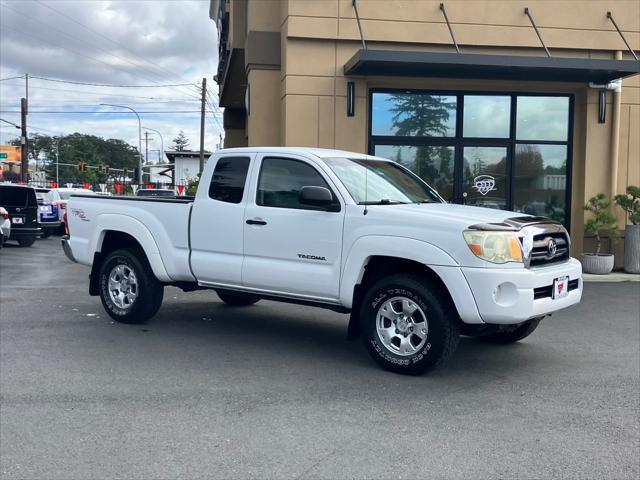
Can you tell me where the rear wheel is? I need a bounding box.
[17,236,36,247]
[98,248,164,324]
[360,273,459,375]
[216,290,260,306]
[479,318,541,344]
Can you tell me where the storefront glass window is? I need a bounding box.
[462,146,508,210]
[369,90,572,227]
[371,92,456,137]
[516,96,569,141]
[374,145,455,201]
[463,95,511,138]
[513,144,568,223]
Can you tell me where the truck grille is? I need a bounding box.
[533,279,579,300]
[529,231,570,268]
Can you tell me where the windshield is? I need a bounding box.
[58,189,94,200]
[36,191,51,202]
[324,157,442,205]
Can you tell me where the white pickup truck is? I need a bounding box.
[63,147,582,374]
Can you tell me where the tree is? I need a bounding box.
[172,130,190,151]
[387,93,454,194]
[10,132,139,185]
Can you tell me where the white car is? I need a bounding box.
[49,188,95,229]
[0,206,10,248]
[63,147,582,375]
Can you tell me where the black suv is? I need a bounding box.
[0,184,42,247]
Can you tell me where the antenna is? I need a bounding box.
[363,155,369,215]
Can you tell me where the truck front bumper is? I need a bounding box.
[461,257,583,324]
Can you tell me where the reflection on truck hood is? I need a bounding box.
[388,202,524,228]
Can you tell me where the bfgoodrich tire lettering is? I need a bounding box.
[98,248,164,324]
[360,273,460,375]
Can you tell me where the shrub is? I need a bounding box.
[614,185,640,225]
[584,193,618,255]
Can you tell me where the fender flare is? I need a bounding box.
[339,235,458,308]
[92,214,172,282]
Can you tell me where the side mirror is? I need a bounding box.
[299,186,338,211]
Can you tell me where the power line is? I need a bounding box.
[0,75,25,82]
[29,75,196,89]
[0,110,216,114]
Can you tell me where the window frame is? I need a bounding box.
[208,155,252,204]
[368,88,574,229]
[254,156,342,212]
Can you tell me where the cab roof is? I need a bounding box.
[215,147,389,162]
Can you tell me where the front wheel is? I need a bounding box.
[17,236,36,247]
[360,274,460,375]
[216,290,260,306]
[479,318,541,344]
[98,248,164,324]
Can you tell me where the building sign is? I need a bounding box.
[472,175,497,196]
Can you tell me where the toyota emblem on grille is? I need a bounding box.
[547,239,557,257]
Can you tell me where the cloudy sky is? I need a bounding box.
[0,0,221,161]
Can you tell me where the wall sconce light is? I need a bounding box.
[598,89,606,123]
[347,81,355,117]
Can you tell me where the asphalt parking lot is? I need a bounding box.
[1,237,639,480]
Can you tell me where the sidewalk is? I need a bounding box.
[583,272,640,282]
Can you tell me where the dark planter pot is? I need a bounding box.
[623,224,640,274]
[580,253,615,275]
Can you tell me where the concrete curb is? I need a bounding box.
[582,272,640,282]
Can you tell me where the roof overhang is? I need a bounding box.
[344,50,640,84]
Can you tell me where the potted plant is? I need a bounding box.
[581,193,618,274]
[614,186,640,274]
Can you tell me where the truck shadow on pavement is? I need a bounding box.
[112,295,558,382]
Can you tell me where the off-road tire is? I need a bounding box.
[479,318,541,344]
[360,273,460,375]
[98,248,164,324]
[17,236,36,247]
[216,290,260,306]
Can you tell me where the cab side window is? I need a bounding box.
[208,156,251,204]
[256,157,338,211]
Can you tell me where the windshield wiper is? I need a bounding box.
[358,199,409,205]
[414,199,433,204]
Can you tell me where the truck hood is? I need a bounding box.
[390,202,525,228]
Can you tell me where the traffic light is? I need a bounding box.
[99,164,109,173]
[77,161,87,172]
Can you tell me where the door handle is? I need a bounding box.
[246,219,267,226]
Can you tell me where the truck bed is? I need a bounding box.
[66,194,195,282]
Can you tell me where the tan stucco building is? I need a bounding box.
[209,0,639,259]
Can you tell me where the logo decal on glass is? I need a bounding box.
[472,175,496,196]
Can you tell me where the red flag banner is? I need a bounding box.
[176,184,185,195]
[115,183,123,194]
[83,182,90,190]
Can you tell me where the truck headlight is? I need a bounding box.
[463,230,523,264]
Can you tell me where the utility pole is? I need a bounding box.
[140,131,149,184]
[20,98,28,182]
[199,77,207,174]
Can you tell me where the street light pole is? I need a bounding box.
[100,103,142,184]
[142,126,164,164]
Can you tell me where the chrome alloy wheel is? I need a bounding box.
[108,264,138,309]
[376,296,428,356]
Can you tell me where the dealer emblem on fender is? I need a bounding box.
[472,175,497,196]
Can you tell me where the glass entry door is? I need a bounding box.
[461,146,508,210]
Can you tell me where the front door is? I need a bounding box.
[460,146,509,210]
[242,155,344,301]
